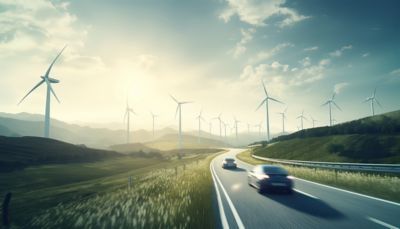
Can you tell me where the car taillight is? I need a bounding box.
[287,175,294,179]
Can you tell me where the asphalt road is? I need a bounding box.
[211,148,400,229]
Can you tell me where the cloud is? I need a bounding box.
[334,82,349,94]
[219,0,309,27]
[304,46,318,51]
[248,42,293,64]
[362,53,370,58]
[329,45,352,57]
[299,56,311,67]
[230,28,256,58]
[390,68,400,76]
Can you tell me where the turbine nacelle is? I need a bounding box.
[41,76,60,83]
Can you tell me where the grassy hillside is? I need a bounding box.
[0,136,121,172]
[144,133,229,150]
[253,134,400,163]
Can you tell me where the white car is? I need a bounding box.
[222,157,237,169]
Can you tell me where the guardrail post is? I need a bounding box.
[128,176,132,189]
[2,192,12,227]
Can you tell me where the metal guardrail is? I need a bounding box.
[251,154,400,173]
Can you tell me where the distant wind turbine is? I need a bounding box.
[277,107,287,134]
[310,116,318,128]
[254,121,262,136]
[18,45,67,138]
[363,88,382,116]
[150,111,158,138]
[322,92,341,126]
[195,110,205,142]
[222,121,228,139]
[212,113,223,138]
[247,123,250,134]
[296,110,308,130]
[124,98,137,143]
[170,94,192,149]
[233,116,240,141]
[256,81,284,141]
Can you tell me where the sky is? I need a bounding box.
[0,0,399,135]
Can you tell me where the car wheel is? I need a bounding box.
[257,184,265,194]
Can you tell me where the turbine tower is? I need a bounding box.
[296,110,307,130]
[124,98,137,144]
[170,94,192,149]
[150,111,158,138]
[195,110,205,142]
[212,113,223,138]
[233,117,240,141]
[363,88,382,116]
[254,121,262,136]
[322,92,341,126]
[247,123,250,134]
[18,46,67,138]
[277,107,287,134]
[256,81,284,141]
[310,116,318,128]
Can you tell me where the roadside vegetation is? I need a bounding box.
[1,151,219,228]
[238,150,400,203]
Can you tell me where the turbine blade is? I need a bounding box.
[174,105,179,119]
[269,97,284,104]
[18,79,45,105]
[47,80,60,103]
[375,98,382,108]
[181,101,193,104]
[255,98,266,111]
[332,101,342,111]
[321,101,329,106]
[262,80,268,96]
[169,94,178,104]
[373,87,377,97]
[331,92,336,100]
[123,110,128,123]
[45,45,67,77]
[363,97,371,103]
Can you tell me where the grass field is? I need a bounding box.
[252,134,400,163]
[237,150,400,203]
[1,152,218,228]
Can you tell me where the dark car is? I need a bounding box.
[248,165,294,193]
[222,157,237,169]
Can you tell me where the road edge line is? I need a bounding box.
[211,160,245,229]
[366,216,399,229]
[210,162,229,229]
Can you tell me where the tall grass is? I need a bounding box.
[238,150,400,203]
[28,157,215,228]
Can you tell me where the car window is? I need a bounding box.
[262,166,288,175]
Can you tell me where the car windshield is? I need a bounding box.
[225,158,235,162]
[262,166,288,175]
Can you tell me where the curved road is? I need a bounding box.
[211,148,400,229]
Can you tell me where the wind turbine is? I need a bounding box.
[212,113,223,138]
[233,117,240,141]
[18,45,67,138]
[150,111,158,138]
[310,116,318,128]
[195,110,205,143]
[247,123,251,134]
[256,81,284,141]
[322,92,341,126]
[254,121,262,136]
[277,107,287,134]
[363,88,382,116]
[222,121,228,139]
[170,94,192,150]
[124,98,137,144]
[296,110,307,130]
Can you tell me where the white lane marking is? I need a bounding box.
[233,150,400,207]
[367,216,399,229]
[294,177,400,207]
[293,188,319,199]
[210,163,229,229]
[212,159,246,229]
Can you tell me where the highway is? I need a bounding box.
[211,149,400,229]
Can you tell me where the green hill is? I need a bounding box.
[0,136,122,172]
[253,110,400,163]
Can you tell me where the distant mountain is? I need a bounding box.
[0,136,121,172]
[0,112,175,148]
